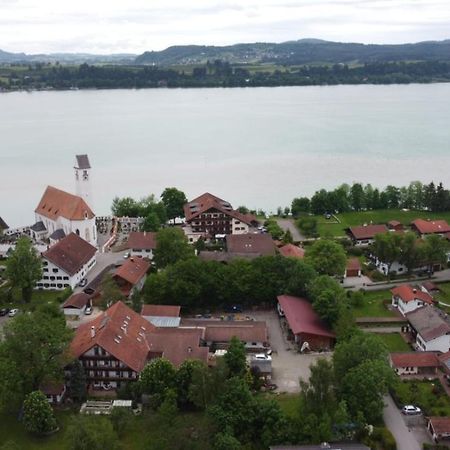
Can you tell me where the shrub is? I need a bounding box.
[347,246,363,256]
[371,271,387,282]
[23,391,57,435]
[364,426,396,450]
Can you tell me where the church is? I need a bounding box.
[32,155,97,247]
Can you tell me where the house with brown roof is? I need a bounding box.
[36,232,97,290]
[113,257,150,297]
[278,244,305,259]
[406,306,450,352]
[226,233,277,257]
[184,192,258,237]
[427,416,450,442]
[277,295,335,351]
[391,284,434,316]
[345,258,361,277]
[141,304,181,328]
[126,231,157,259]
[34,186,97,246]
[411,219,450,237]
[346,224,388,246]
[69,301,208,391]
[63,292,92,317]
[389,352,439,377]
[388,220,404,231]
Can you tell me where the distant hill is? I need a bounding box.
[135,39,450,66]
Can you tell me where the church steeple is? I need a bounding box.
[74,154,93,209]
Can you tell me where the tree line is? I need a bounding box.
[1,60,450,91]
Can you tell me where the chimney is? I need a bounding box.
[188,346,192,353]
[413,288,417,294]
[91,326,95,338]
[144,231,146,236]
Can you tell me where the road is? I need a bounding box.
[275,218,305,242]
[383,394,432,450]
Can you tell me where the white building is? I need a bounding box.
[74,154,93,210]
[36,232,97,290]
[126,231,157,259]
[34,185,97,247]
[391,284,434,316]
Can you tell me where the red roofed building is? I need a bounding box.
[411,219,450,237]
[277,295,335,351]
[345,258,362,277]
[127,231,157,259]
[278,244,305,259]
[184,192,258,236]
[427,416,450,442]
[141,304,181,328]
[37,232,97,290]
[389,351,439,376]
[391,284,434,316]
[63,292,92,317]
[347,224,388,246]
[113,257,150,297]
[69,301,208,391]
[388,220,404,231]
[34,186,97,246]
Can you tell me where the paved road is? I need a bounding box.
[383,394,431,450]
[275,218,305,242]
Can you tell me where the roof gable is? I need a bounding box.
[407,306,450,341]
[114,257,150,286]
[412,219,450,234]
[279,244,305,259]
[391,284,433,304]
[226,233,276,256]
[348,224,388,240]
[127,231,157,250]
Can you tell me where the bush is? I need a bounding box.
[347,246,363,257]
[23,391,57,435]
[423,445,449,450]
[371,271,387,282]
[364,426,396,450]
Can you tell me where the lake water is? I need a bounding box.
[1,84,450,227]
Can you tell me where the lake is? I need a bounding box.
[1,84,449,227]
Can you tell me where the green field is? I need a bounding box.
[315,209,450,237]
[371,333,411,352]
[352,289,395,318]
[0,286,63,311]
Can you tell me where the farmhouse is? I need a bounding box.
[277,295,335,351]
[126,231,156,259]
[346,224,388,246]
[406,306,450,352]
[389,352,439,377]
[113,257,150,298]
[391,284,434,316]
[36,232,97,290]
[184,192,258,236]
[411,219,450,237]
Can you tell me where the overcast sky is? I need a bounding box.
[1,0,449,54]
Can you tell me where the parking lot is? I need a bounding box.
[250,310,331,393]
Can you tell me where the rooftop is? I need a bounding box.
[390,351,440,368]
[127,231,157,250]
[412,218,450,235]
[226,233,276,256]
[391,284,434,304]
[141,304,181,318]
[278,244,305,259]
[114,257,150,286]
[428,416,450,435]
[75,154,91,170]
[347,224,388,240]
[406,306,450,342]
[63,292,91,309]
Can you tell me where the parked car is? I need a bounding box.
[0,308,10,316]
[402,405,422,415]
[84,306,93,315]
[8,308,18,317]
[79,278,88,287]
[83,287,95,295]
[123,252,130,259]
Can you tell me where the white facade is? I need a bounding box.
[130,248,154,259]
[37,253,96,290]
[416,333,450,353]
[231,218,250,235]
[392,295,429,316]
[75,165,93,210]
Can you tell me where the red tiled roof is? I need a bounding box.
[348,224,388,240]
[127,231,157,250]
[347,258,361,271]
[277,295,335,338]
[279,244,305,259]
[428,417,450,435]
[412,219,450,235]
[43,232,97,276]
[141,304,181,317]
[35,186,94,221]
[439,351,450,364]
[391,284,433,304]
[388,220,402,227]
[390,351,439,368]
[63,292,91,309]
[226,233,276,256]
[114,257,150,286]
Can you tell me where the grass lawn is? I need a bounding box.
[352,289,395,318]
[267,393,299,419]
[370,333,411,352]
[392,379,450,416]
[315,209,450,237]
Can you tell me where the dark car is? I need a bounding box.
[0,308,10,316]
[83,287,95,295]
[225,304,243,313]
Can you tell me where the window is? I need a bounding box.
[52,268,58,273]
[43,268,48,273]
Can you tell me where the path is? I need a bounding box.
[275,218,305,242]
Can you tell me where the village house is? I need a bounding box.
[40,382,67,406]
[36,232,97,290]
[141,304,181,328]
[126,231,157,259]
[406,306,450,352]
[34,186,97,246]
[389,351,440,377]
[184,192,258,237]
[278,243,305,259]
[346,224,388,246]
[345,258,362,277]
[113,256,150,298]
[277,295,336,351]
[62,292,93,317]
[427,417,450,443]
[391,284,434,316]
[69,301,208,391]
[387,220,404,231]
[421,281,441,297]
[411,219,450,237]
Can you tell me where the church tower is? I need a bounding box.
[74,154,93,209]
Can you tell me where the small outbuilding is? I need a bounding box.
[389,351,439,377]
[62,292,92,317]
[427,416,450,442]
[345,258,362,277]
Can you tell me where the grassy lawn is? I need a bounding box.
[268,393,299,419]
[392,379,450,416]
[352,289,395,318]
[315,209,450,237]
[370,333,411,352]
[0,286,63,311]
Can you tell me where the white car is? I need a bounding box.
[8,308,18,317]
[402,405,422,415]
[84,306,93,315]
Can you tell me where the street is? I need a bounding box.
[275,218,305,242]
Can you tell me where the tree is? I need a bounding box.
[422,234,449,274]
[153,228,194,269]
[0,307,72,411]
[23,390,57,435]
[160,187,187,222]
[65,416,120,450]
[141,212,161,232]
[282,229,293,244]
[371,232,403,277]
[158,388,178,423]
[6,237,42,303]
[350,183,365,211]
[296,216,318,238]
[100,274,125,309]
[69,360,87,403]
[291,197,310,216]
[224,337,246,378]
[139,358,177,407]
[110,406,133,437]
[264,218,284,240]
[399,232,421,275]
[213,432,241,450]
[176,359,206,408]
[111,196,140,217]
[305,239,347,277]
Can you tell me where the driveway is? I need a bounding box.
[275,218,305,242]
[251,310,331,393]
[0,315,10,339]
[383,394,432,450]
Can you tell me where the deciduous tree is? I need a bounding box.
[153,228,194,269]
[305,239,346,276]
[161,187,187,222]
[23,390,57,435]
